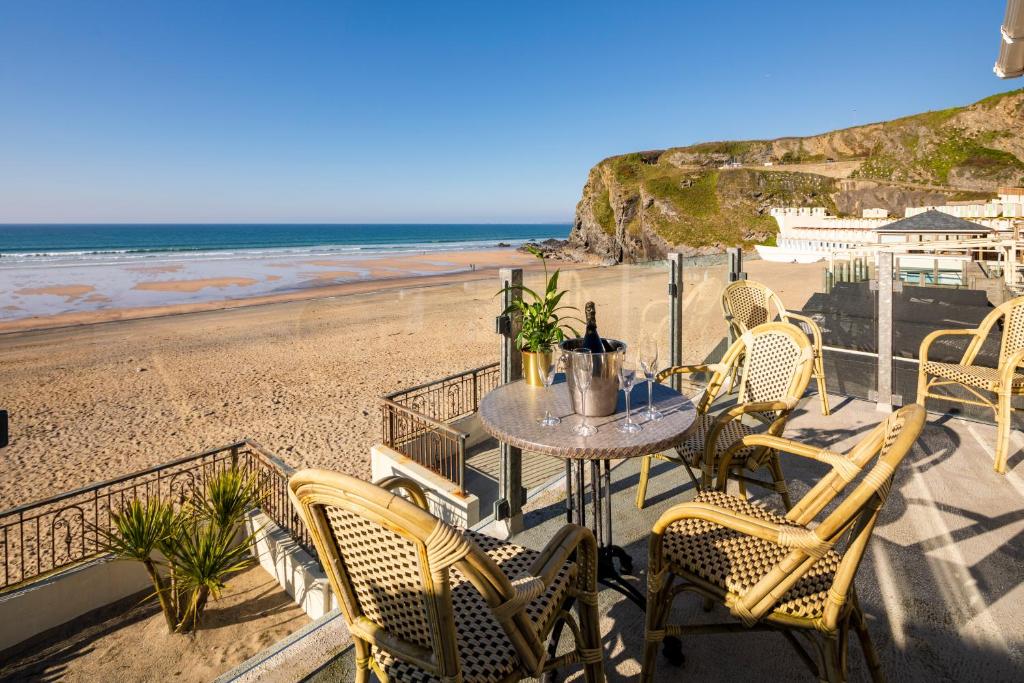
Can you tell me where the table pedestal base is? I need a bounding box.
[547,459,683,675]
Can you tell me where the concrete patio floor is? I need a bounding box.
[229,395,1024,682]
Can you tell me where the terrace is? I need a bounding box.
[2,248,1023,681]
[225,248,1023,681]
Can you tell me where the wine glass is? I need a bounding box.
[571,349,597,437]
[538,353,561,427]
[617,348,642,433]
[638,334,664,421]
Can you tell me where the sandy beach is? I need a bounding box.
[0,259,821,509]
[1,564,310,681]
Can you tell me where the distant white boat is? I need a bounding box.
[755,245,824,264]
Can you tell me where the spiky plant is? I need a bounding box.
[194,467,265,530]
[166,520,254,632]
[98,498,180,632]
[97,468,261,634]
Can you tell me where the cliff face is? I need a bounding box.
[571,88,1024,262]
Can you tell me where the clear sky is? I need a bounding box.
[0,1,1018,223]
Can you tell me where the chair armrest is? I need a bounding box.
[782,310,822,341]
[653,500,786,542]
[1001,347,1024,382]
[652,500,832,558]
[720,399,798,420]
[374,475,430,510]
[527,523,596,588]
[489,524,597,623]
[704,399,797,470]
[720,433,861,484]
[656,363,729,383]
[918,328,980,364]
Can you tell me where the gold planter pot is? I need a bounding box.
[521,348,554,387]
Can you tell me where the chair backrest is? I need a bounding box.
[721,280,787,336]
[685,321,814,416]
[961,295,1024,367]
[288,470,538,678]
[740,404,925,629]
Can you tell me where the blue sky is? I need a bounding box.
[0,1,1018,223]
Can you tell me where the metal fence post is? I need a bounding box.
[494,267,524,536]
[727,247,746,282]
[668,253,684,392]
[875,251,897,413]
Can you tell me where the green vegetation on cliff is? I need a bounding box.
[573,88,1024,262]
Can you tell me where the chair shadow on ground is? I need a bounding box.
[525,402,1024,681]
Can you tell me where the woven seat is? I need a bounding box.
[642,404,926,683]
[918,295,1024,474]
[289,472,605,683]
[663,491,841,621]
[636,322,814,510]
[722,279,831,416]
[673,413,759,468]
[371,531,575,682]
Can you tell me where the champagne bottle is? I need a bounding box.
[580,301,607,353]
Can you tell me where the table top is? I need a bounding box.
[478,376,697,460]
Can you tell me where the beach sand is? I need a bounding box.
[0,259,821,509]
[0,564,310,681]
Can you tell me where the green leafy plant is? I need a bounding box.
[98,467,262,634]
[496,246,582,352]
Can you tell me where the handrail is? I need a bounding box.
[0,439,310,591]
[384,362,499,401]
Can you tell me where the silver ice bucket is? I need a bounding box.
[560,338,626,417]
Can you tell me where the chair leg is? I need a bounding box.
[768,454,793,510]
[995,390,1013,475]
[851,602,884,683]
[916,371,930,407]
[354,638,371,683]
[816,354,831,416]
[822,635,846,683]
[641,584,670,682]
[579,598,605,683]
[636,455,652,509]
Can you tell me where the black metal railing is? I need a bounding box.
[0,439,310,592]
[381,362,500,493]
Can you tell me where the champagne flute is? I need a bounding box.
[638,334,664,421]
[538,353,561,427]
[571,349,597,437]
[617,348,642,433]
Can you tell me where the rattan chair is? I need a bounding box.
[288,470,605,682]
[722,279,831,415]
[642,403,925,683]
[635,321,814,511]
[917,295,1024,474]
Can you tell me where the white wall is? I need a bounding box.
[0,556,153,653]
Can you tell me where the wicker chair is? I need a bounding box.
[635,321,815,511]
[722,279,831,416]
[288,470,605,683]
[917,295,1024,474]
[642,403,926,683]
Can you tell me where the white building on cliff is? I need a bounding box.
[757,188,1024,263]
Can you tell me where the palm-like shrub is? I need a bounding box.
[99,467,263,633]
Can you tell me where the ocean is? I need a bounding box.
[0,224,569,322]
[0,223,568,267]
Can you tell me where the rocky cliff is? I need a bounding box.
[570,88,1024,262]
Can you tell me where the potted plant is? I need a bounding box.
[497,246,581,386]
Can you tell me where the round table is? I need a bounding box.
[478,376,697,606]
